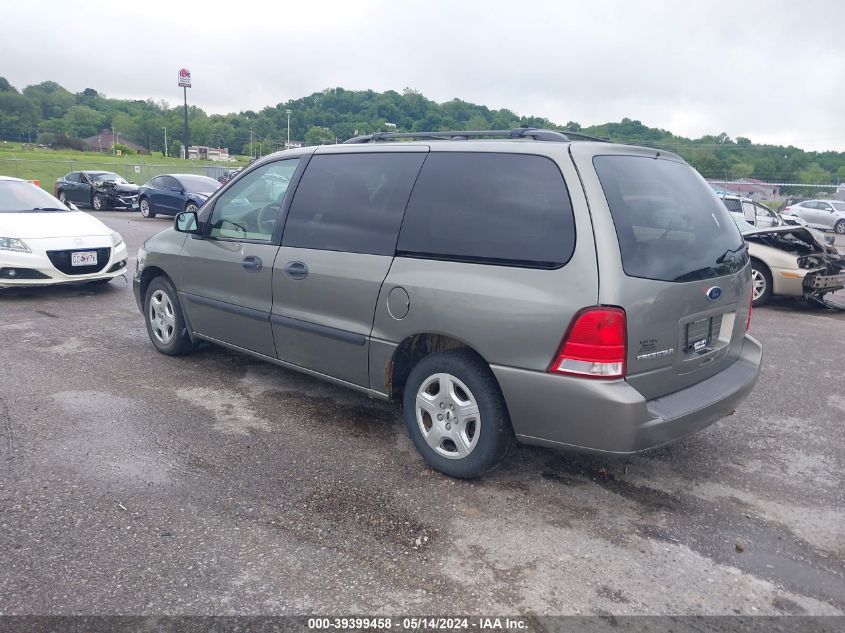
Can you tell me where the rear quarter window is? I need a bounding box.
[397,152,575,268]
[594,155,746,282]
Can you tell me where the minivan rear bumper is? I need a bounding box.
[493,334,762,454]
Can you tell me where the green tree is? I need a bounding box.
[62,105,104,138]
[23,81,75,119]
[797,162,832,185]
[304,126,334,146]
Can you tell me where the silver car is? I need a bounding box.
[134,129,762,478]
[783,199,845,234]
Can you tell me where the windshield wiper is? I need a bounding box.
[30,207,67,212]
[715,243,748,264]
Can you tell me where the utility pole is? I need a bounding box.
[163,127,168,157]
[250,129,254,159]
[286,109,292,149]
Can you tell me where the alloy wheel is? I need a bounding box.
[149,289,176,345]
[140,199,150,217]
[751,268,766,301]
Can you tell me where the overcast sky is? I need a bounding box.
[3,0,844,151]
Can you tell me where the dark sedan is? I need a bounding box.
[55,171,140,211]
[138,174,220,219]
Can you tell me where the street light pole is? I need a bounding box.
[286,109,292,149]
[163,127,168,157]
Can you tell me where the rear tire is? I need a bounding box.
[402,350,513,478]
[140,197,156,218]
[143,276,194,356]
[751,260,773,307]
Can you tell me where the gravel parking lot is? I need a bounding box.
[1,211,843,616]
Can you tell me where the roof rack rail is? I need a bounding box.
[342,127,609,144]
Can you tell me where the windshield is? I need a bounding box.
[177,175,220,194]
[91,172,127,184]
[721,197,742,213]
[0,180,72,213]
[594,156,747,282]
[732,216,757,234]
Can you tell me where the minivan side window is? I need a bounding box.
[282,153,426,256]
[396,153,576,268]
[208,159,300,241]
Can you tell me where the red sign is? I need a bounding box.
[178,68,191,88]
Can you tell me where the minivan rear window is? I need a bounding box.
[594,156,747,282]
[397,153,575,268]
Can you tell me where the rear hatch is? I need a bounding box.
[571,143,753,401]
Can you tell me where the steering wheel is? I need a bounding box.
[257,203,280,236]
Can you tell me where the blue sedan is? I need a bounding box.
[138,174,220,219]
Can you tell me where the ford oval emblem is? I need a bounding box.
[706,286,722,301]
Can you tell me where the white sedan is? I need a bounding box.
[0,176,128,289]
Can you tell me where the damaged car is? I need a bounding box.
[733,217,845,307]
[55,171,140,211]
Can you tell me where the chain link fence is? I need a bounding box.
[707,179,843,212]
[0,156,238,191]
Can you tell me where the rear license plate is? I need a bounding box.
[684,317,714,353]
[71,251,97,267]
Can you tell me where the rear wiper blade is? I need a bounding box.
[673,267,718,282]
[715,243,748,264]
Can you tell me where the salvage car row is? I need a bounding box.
[54,170,221,217]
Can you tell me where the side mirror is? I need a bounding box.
[174,211,200,234]
[170,186,183,193]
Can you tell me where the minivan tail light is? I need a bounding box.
[549,307,627,379]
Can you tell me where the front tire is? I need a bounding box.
[58,191,67,205]
[402,350,513,478]
[751,260,773,307]
[834,220,845,235]
[140,197,156,218]
[144,276,194,356]
[92,193,105,211]
[185,202,199,214]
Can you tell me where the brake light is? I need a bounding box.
[549,307,627,379]
[745,294,753,332]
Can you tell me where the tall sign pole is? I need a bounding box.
[178,68,191,160]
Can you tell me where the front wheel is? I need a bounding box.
[402,350,513,478]
[185,202,199,214]
[834,220,845,235]
[58,191,67,205]
[751,261,773,307]
[144,276,194,356]
[139,198,155,218]
[92,193,105,211]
